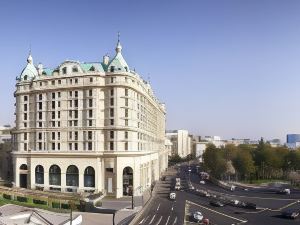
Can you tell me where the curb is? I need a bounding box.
[128,195,154,225]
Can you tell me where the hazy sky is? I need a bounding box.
[1,0,300,142]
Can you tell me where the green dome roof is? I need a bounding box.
[108,40,129,72]
[20,54,38,81]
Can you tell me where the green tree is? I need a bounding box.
[233,150,255,180]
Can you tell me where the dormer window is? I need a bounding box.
[62,67,67,74]
[23,75,28,81]
[110,66,115,72]
[90,66,95,72]
[72,66,78,73]
[125,67,128,72]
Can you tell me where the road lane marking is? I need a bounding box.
[166,216,170,225]
[171,206,174,211]
[224,193,299,201]
[138,218,144,224]
[188,200,248,223]
[157,203,161,211]
[149,215,156,224]
[172,217,177,225]
[270,200,300,211]
[155,216,162,225]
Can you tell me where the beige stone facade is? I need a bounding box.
[12,39,168,198]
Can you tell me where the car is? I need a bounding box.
[169,192,176,200]
[200,180,205,184]
[241,202,256,209]
[210,200,224,207]
[277,188,290,195]
[281,209,299,219]
[192,211,203,222]
[175,184,181,190]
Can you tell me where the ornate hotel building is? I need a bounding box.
[12,38,168,198]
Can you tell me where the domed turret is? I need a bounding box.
[20,52,38,81]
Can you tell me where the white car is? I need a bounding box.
[175,184,181,190]
[193,211,203,222]
[169,192,176,200]
[200,180,205,184]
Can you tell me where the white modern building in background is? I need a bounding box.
[166,130,192,158]
[0,125,12,144]
[12,37,168,198]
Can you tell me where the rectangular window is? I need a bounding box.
[58,92,61,98]
[52,92,55,99]
[110,131,114,139]
[24,143,27,151]
[69,143,72,151]
[125,88,128,96]
[89,110,93,118]
[88,142,92,150]
[58,121,61,127]
[89,99,93,107]
[110,89,114,96]
[69,110,72,118]
[58,80,61,85]
[125,142,128,151]
[125,119,128,126]
[110,98,114,106]
[69,91,72,97]
[88,120,92,126]
[74,120,78,126]
[39,94,42,101]
[125,109,128,117]
[110,108,114,117]
[69,100,72,107]
[74,143,78,150]
[88,131,92,140]
[57,132,60,140]
[24,104,27,111]
[74,99,78,107]
[89,89,93,97]
[110,142,114,151]
[24,96,28,102]
[58,143,60,150]
[58,101,61,107]
[69,132,72,140]
[74,110,78,119]
[90,77,93,83]
[75,131,78,140]
[52,143,55,150]
[38,132,42,140]
[24,113,27,120]
[125,131,128,139]
[58,111,60,119]
[38,102,42,110]
[24,133,27,141]
[38,122,42,128]
[52,121,55,127]
[52,111,55,119]
[125,98,128,106]
[75,78,78,84]
[75,91,78,97]
[24,122,27,128]
[38,142,42,150]
[110,119,114,126]
[52,132,55,140]
[38,112,42,120]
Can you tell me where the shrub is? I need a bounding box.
[33,199,47,205]
[16,196,28,202]
[61,203,70,209]
[3,194,11,200]
[52,202,60,208]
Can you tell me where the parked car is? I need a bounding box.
[241,202,256,209]
[200,180,206,184]
[281,209,299,219]
[210,200,224,207]
[276,188,291,195]
[192,211,203,222]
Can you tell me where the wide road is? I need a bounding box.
[132,163,300,225]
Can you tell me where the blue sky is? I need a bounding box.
[1,0,300,141]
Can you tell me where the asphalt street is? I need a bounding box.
[131,163,300,225]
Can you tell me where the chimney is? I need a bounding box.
[103,55,110,65]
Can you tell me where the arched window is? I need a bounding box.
[23,75,28,81]
[35,165,44,184]
[72,66,78,73]
[20,164,28,170]
[49,165,61,185]
[66,165,79,187]
[84,166,95,187]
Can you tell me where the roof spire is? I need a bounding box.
[116,31,122,53]
[27,46,33,64]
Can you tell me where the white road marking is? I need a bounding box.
[157,203,161,211]
[166,215,170,225]
[149,215,156,224]
[188,201,247,223]
[155,216,163,225]
[172,216,177,225]
[138,218,144,224]
[224,193,299,201]
[171,206,174,211]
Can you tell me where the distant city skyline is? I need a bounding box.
[1,0,300,142]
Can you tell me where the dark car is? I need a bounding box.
[241,202,256,209]
[281,209,299,219]
[276,188,290,195]
[210,200,224,207]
